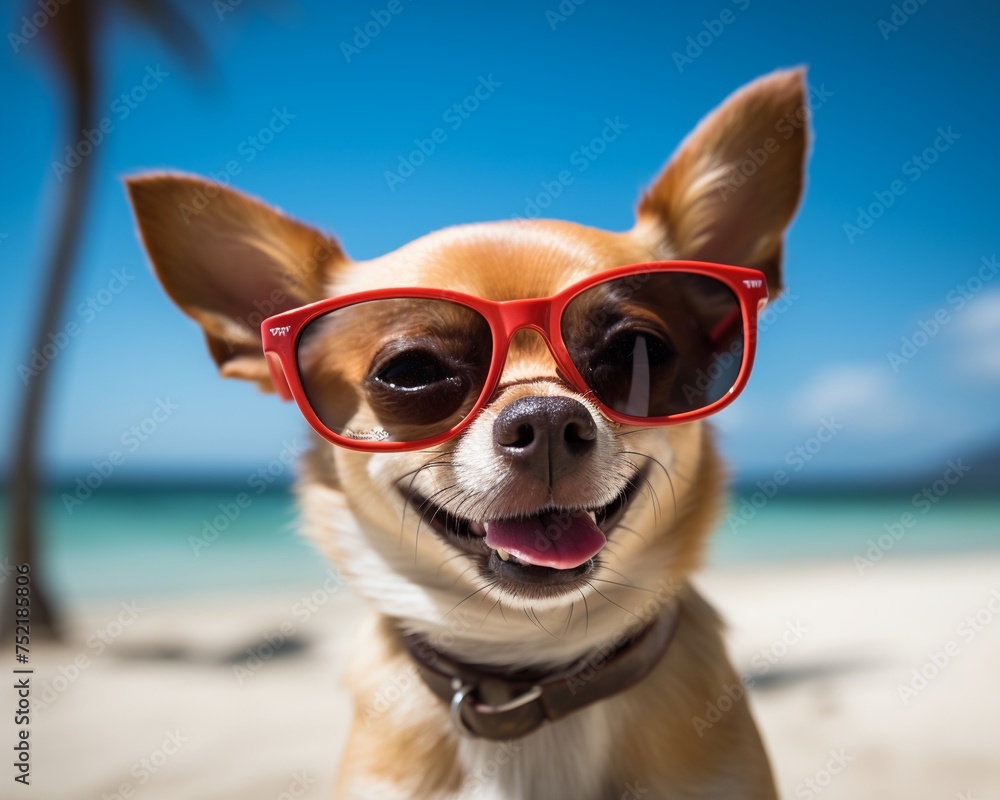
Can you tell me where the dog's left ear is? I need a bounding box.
[636,68,809,295]
[126,172,349,391]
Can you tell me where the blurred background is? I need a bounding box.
[2,1,998,798]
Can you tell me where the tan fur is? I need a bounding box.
[127,68,808,799]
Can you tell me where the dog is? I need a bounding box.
[127,67,808,799]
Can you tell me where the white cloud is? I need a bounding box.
[957,289,1000,336]
[954,290,1000,381]
[791,363,916,433]
[962,346,1000,378]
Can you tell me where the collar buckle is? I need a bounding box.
[450,678,543,737]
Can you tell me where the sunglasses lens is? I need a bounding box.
[296,298,492,443]
[562,272,745,418]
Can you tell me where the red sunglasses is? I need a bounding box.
[261,260,768,452]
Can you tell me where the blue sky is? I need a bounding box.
[1,0,998,486]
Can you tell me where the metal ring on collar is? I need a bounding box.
[450,680,476,737]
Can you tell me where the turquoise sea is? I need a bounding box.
[3,487,998,605]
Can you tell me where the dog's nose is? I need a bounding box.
[493,396,597,486]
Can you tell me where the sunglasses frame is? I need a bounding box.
[260,260,769,452]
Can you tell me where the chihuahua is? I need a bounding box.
[128,68,807,799]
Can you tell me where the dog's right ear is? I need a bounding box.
[636,69,808,296]
[126,173,349,392]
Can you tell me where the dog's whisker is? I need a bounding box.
[576,587,590,637]
[396,457,453,484]
[633,470,663,523]
[597,565,639,587]
[663,469,678,525]
[435,550,471,577]
[643,475,663,525]
[479,589,503,631]
[420,485,466,543]
[620,450,670,482]
[452,492,482,523]
[415,480,461,505]
[450,563,479,587]
[460,489,510,524]
[442,581,493,620]
[403,481,460,551]
[477,580,500,608]
[587,583,634,617]
[529,605,561,640]
[478,582,502,617]
[398,456,454,543]
[590,576,657,594]
[620,450,680,519]
[419,484,462,513]
[618,449,677,526]
[561,599,575,637]
[635,478,659,524]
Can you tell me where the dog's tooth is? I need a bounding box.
[496,547,511,562]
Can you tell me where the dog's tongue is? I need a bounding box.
[484,509,606,570]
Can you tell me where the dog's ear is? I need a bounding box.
[636,68,808,295]
[126,173,348,392]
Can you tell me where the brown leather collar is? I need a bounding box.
[399,603,681,740]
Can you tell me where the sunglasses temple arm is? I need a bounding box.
[264,352,294,401]
[709,306,742,344]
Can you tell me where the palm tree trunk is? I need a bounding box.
[3,75,95,642]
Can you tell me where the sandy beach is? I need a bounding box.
[18,552,1000,799]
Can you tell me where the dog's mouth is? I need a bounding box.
[401,470,645,596]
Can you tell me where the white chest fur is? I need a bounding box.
[453,704,617,800]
